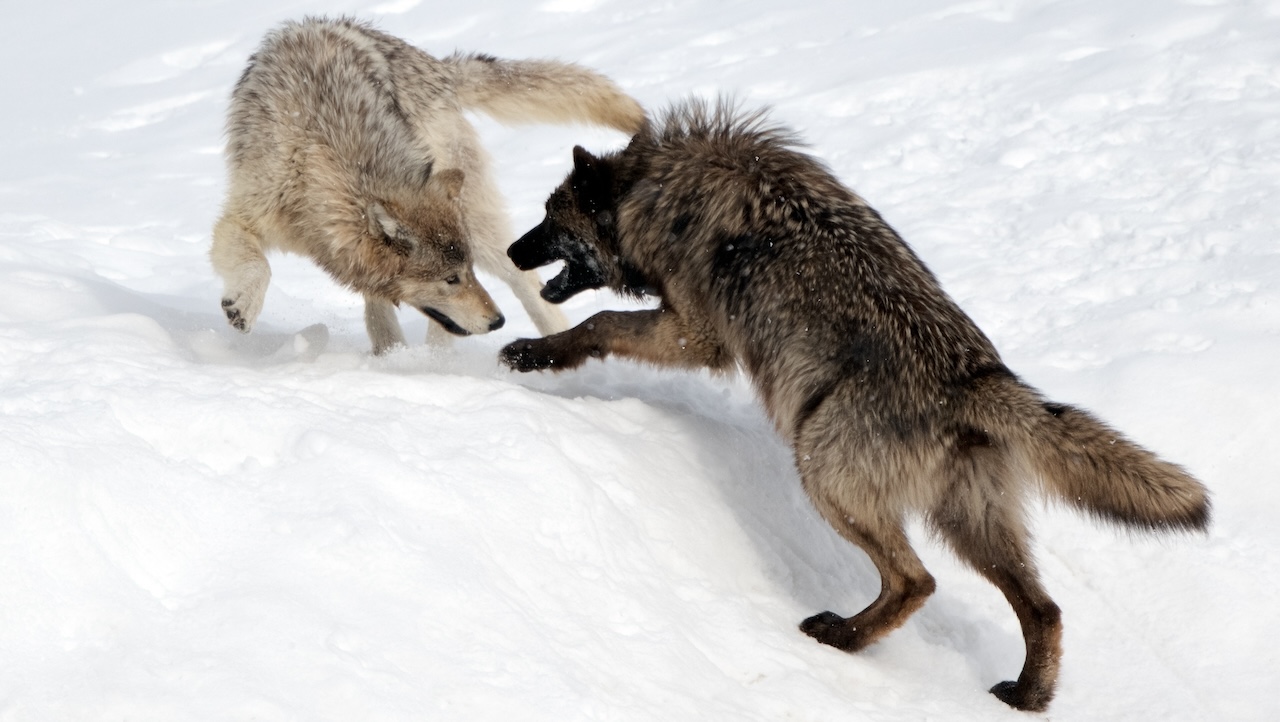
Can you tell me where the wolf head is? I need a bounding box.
[368,168,504,335]
[508,146,647,304]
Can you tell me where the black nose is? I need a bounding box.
[508,222,554,270]
[489,314,506,331]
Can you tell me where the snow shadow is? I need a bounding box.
[78,273,334,366]
[74,270,1024,683]
[506,360,1022,681]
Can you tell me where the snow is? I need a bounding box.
[2,0,1276,719]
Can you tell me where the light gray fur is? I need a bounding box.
[212,17,645,352]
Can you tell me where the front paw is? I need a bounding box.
[500,338,564,372]
[221,292,262,333]
[221,297,249,332]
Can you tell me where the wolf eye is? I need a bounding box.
[445,274,460,285]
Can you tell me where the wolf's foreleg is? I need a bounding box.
[363,295,407,355]
[500,307,728,372]
[211,215,271,333]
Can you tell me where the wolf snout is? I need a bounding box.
[489,314,506,331]
[508,223,556,270]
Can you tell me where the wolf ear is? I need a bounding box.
[368,202,399,238]
[572,146,600,179]
[431,168,465,202]
[368,202,414,255]
[570,146,612,213]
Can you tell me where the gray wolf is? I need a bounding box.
[499,99,1210,712]
[211,16,645,353]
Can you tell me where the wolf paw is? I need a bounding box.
[500,338,561,372]
[221,294,260,333]
[989,680,1051,712]
[800,611,863,652]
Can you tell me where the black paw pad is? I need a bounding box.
[500,340,556,372]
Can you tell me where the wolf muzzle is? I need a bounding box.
[509,222,609,304]
[507,223,559,271]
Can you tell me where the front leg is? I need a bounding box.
[211,215,272,333]
[500,307,729,373]
[363,294,406,355]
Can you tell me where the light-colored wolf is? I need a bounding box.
[500,99,1210,712]
[211,17,645,352]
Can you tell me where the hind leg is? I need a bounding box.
[932,490,1062,711]
[211,213,271,333]
[800,483,937,653]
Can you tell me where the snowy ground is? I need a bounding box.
[2,0,1278,719]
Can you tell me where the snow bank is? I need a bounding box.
[2,0,1276,719]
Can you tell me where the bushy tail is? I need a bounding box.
[446,53,646,134]
[1024,401,1211,532]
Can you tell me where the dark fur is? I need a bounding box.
[501,99,1210,712]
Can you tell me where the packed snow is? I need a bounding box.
[2,0,1277,719]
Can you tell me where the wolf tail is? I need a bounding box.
[445,53,645,134]
[1023,396,1209,532]
[973,375,1210,533]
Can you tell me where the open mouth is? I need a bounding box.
[541,264,577,303]
[421,307,471,336]
[541,255,608,303]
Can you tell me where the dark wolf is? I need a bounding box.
[212,17,645,353]
[499,99,1210,712]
